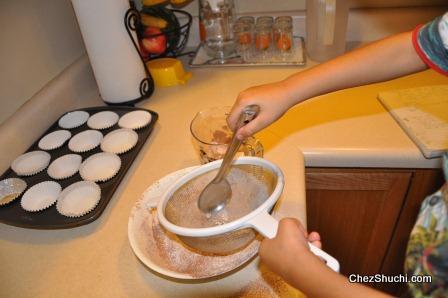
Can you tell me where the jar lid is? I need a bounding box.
[237,16,255,25]
[233,22,251,33]
[256,16,274,26]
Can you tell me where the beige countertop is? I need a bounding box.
[0,56,306,297]
[179,59,447,169]
[0,53,446,297]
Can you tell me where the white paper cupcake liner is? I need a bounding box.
[11,151,51,176]
[79,152,121,182]
[47,154,82,180]
[100,128,138,154]
[87,111,119,130]
[38,130,72,150]
[68,130,103,153]
[56,181,101,217]
[0,178,27,206]
[58,111,89,129]
[21,181,62,212]
[118,110,152,130]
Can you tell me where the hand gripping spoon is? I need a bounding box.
[197,105,260,214]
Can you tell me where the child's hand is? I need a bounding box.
[227,81,296,140]
[259,218,323,283]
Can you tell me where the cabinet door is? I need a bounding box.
[378,169,444,295]
[305,169,412,276]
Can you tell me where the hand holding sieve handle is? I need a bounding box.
[248,211,340,272]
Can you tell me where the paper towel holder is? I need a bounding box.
[111,7,156,106]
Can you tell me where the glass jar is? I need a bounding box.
[199,0,236,59]
[255,23,272,54]
[234,22,253,58]
[235,16,255,50]
[274,21,293,52]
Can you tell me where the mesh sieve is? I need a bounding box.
[163,163,278,255]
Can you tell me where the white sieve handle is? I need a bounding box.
[248,211,340,272]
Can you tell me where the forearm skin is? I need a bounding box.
[281,31,428,107]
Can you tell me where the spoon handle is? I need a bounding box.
[214,105,260,182]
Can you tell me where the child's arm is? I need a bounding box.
[228,31,427,140]
[260,219,393,298]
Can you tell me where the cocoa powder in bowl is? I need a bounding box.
[163,164,275,254]
[140,209,260,278]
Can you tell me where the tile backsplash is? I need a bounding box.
[182,2,447,48]
[172,0,447,16]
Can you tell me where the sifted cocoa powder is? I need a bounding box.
[143,209,260,278]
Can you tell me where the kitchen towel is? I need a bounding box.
[71,0,146,104]
[378,85,448,158]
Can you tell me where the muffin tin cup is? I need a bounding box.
[38,130,72,151]
[68,130,103,153]
[59,111,90,129]
[100,128,139,155]
[11,151,51,177]
[0,178,27,206]
[0,106,158,229]
[87,111,120,130]
[20,181,62,212]
[56,181,101,218]
[79,152,122,183]
[118,110,152,130]
[47,154,83,180]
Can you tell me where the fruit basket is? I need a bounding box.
[125,7,192,62]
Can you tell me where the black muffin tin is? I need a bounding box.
[0,106,158,229]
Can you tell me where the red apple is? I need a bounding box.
[141,26,167,55]
[138,39,150,59]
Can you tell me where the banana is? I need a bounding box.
[142,0,167,6]
[170,0,190,4]
[140,14,168,29]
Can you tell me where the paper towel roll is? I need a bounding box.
[71,0,148,104]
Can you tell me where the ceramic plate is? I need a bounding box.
[128,166,260,280]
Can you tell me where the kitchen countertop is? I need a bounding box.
[0,56,306,297]
[0,53,446,297]
[179,59,447,169]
